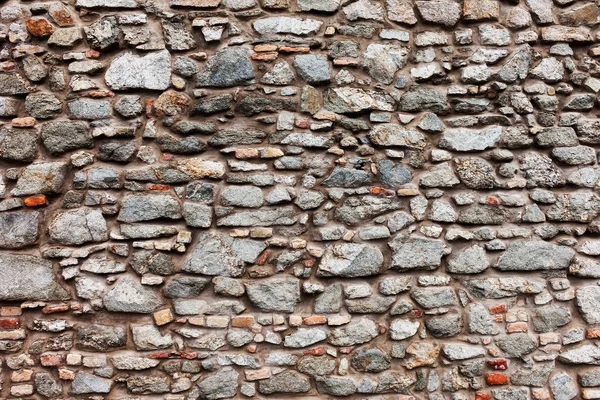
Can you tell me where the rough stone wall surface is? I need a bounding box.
[1,0,600,399]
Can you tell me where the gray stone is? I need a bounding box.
[576,286,600,325]
[530,57,564,83]
[547,193,600,222]
[363,44,409,84]
[334,196,402,225]
[103,276,163,313]
[455,158,496,189]
[261,62,294,86]
[68,99,111,120]
[131,325,172,351]
[253,17,322,35]
[183,233,266,276]
[221,185,263,208]
[325,87,395,113]
[41,121,92,155]
[369,124,427,149]
[183,202,212,228]
[389,318,420,340]
[105,50,171,91]
[35,372,62,398]
[130,251,176,276]
[411,287,457,309]
[535,127,578,147]
[398,85,450,114]
[197,367,239,400]
[552,146,596,165]
[25,93,62,119]
[532,306,571,332]
[0,211,41,249]
[161,19,197,51]
[468,303,499,335]
[550,372,578,400]
[0,127,38,162]
[245,277,300,312]
[390,237,445,271]
[442,344,486,360]
[317,243,383,277]
[0,73,33,95]
[328,318,379,346]
[316,376,357,396]
[314,283,342,313]
[117,194,181,223]
[479,24,511,46]
[298,356,336,376]
[0,253,70,301]
[164,277,209,298]
[343,0,384,21]
[447,245,489,274]
[322,166,373,188]
[495,334,537,358]
[519,152,566,188]
[298,0,340,12]
[84,16,121,50]
[415,0,461,26]
[495,241,575,271]
[49,209,107,246]
[197,47,255,87]
[559,344,600,365]
[70,373,112,394]
[579,369,600,387]
[258,371,310,394]
[439,126,502,151]
[76,324,126,352]
[293,54,330,85]
[284,328,327,348]
[511,363,553,387]
[525,0,554,24]
[218,207,298,227]
[420,162,460,187]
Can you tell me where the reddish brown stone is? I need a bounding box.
[24,195,48,207]
[0,318,20,330]
[486,373,509,385]
[26,18,54,37]
[42,304,69,314]
[303,316,327,325]
[40,354,65,367]
[487,359,508,370]
[490,304,507,314]
[252,52,278,61]
[304,346,324,355]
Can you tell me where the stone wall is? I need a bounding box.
[0,0,598,398]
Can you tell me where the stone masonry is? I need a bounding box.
[0,0,599,399]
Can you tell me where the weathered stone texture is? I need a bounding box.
[0,0,599,398]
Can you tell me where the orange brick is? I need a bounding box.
[148,184,170,191]
[232,316,255,328]
[279,46,310,53]
[0,307,22,317]
[86,49,100,58]
[303,346,324,355]
[0,318,20,330]
[12,117,35,127]
[475,392,492,400]
[490,304,507,314]
[303,315,326,325]
[252,52,278,61]
[254,44,277,52]
[24,195,48,207]
[87,90,113,98]
[486,373,508,385]
[42,304,69,314]
[587,329,600,339]
[507,322,528,333]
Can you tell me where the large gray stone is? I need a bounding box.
[11,162,69,197]
[183,233,266,276]
[117,194,181,223]
[197,367,239,400]
[317,243,383,277]
[103,276,163,313]
[494,241,575,271]
[70,373,112,394]
[253,17,323,35]
[363,44,409,84]
[49,209,107,246]
[197,47,255,87]
[0,253,70,301]
[245,277,301,312]
[105,50,171,91]
[439,126,502,151]
[390,237,445,271]
[328,318,379,346]
[0,211,41,249]
[576,286,600,325]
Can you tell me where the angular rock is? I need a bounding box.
[369,124,427,149]
[41,121,92,155]
[117,194,181,223]
[0,253,70,301]
[317,243,383,277]
[197,47,255,87]
[495,241,575,271]
[253,17,322,35]
[245,277,300,312]
[0,211,41,249]
[363,44,409,84]
[105,50,171,91]
[103,276,163,313]
[390,237,445,271]
[49,209,107,246]
[439,126,502,151]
